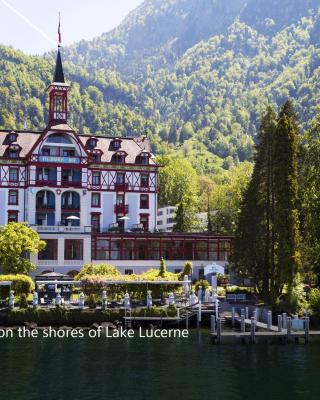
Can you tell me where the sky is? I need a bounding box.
[0,0,144,54]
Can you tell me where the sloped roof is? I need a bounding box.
[0,128,156,165]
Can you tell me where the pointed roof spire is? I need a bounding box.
[53,47,65,83]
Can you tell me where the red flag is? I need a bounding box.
[58,13,61,44]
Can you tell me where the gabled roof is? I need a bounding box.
[0,128,156,166]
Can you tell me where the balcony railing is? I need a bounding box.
[114,204,129,214]
[61,179,82,188]
[61,204,80,210]
[32,225,91,233]
[36,179,57,186]
[36,204,55,210]
[114,182,128,191]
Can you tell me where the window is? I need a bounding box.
[141,173,149,188]
[9,168,18,182]
[8,211,18,223]
[116,173,125,185]
[9,150,18,158]
[111,139,121,150]
[125,269,133,275]
[157,210,163,216]
[91,213,100,232]
[140,214,149,232]
[198,268,205,280]
[65,240,83,260]
[91,193,100,207]
[116,194,124,205]
[8,190,18,205]
[140,194,149,209]
[113,152,126,164]
[137,153,149,165]
[92,171,101,185]
[87,138,98,149]
[8,133,17,142]
[91,152,101,163]
[63,149,75,157]
[42,148,50,156]
[167,218,174,224]
[157,220,163,225]
[38,239,58,260]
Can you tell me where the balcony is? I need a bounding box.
[36,179,57,187]
[61,179,82,188]
[114,182,128,191]
[32,225,91,233]
[61,204,80,211]
[36,203,55,211]
[114,204,129,214]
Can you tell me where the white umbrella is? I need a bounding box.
[66,216,80,220]
[118,216,130,220]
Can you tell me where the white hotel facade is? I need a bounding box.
[0,49,232,278]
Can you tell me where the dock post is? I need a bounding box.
[287,317,291,342]
[210,315,216,335]
[267,311,272,331]
[241,314,245,333]
[186,310,189,329]
[253,310,257,324]
[217,317,222,344]
[277,315,282,332]
[232,307,235,327]
[282,313,287,329]
[241,308,245,318]
[245,307,249,320]
[255,308,259,322]
[305,317,310,344]
[197,302,201,328]
[250,317,256,343]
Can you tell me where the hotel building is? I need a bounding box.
[0,48,232,278]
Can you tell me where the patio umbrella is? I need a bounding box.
[118,216,130,220]
[66,216,80,220]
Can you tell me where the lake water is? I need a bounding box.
[0,331,319,400]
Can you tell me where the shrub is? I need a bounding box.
[19,293,28,309]
[195,279,209,292]
[179,261,193,280]
[76,263,120,280]
[225,286,253,294]
[0,274,35,296]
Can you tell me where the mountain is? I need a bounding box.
[1,0,320,175]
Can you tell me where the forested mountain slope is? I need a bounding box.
[0,0,320,175]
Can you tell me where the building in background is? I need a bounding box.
[0,48,233,278]
[157,206,208,232]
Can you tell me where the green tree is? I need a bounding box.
[234,103,301,305]
[173,194,199,232]
[158,157,199,207]
[301,111,320,275]
[0,223,46,274]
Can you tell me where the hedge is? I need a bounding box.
[0,274,35,296]
[2,305,178,326]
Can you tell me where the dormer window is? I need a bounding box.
[136,152,150,165]
[9,150,18,159]
[111,138,121,150]
[87,137,98,149]
[112,151,126,164]
[5,144,21,159]
[8,132,18,143]
[89,149,102,163]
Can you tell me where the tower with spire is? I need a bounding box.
[47,47,70,126]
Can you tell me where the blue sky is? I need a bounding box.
[0,0,143,54]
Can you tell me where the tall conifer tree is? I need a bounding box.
[234,102,301,304]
